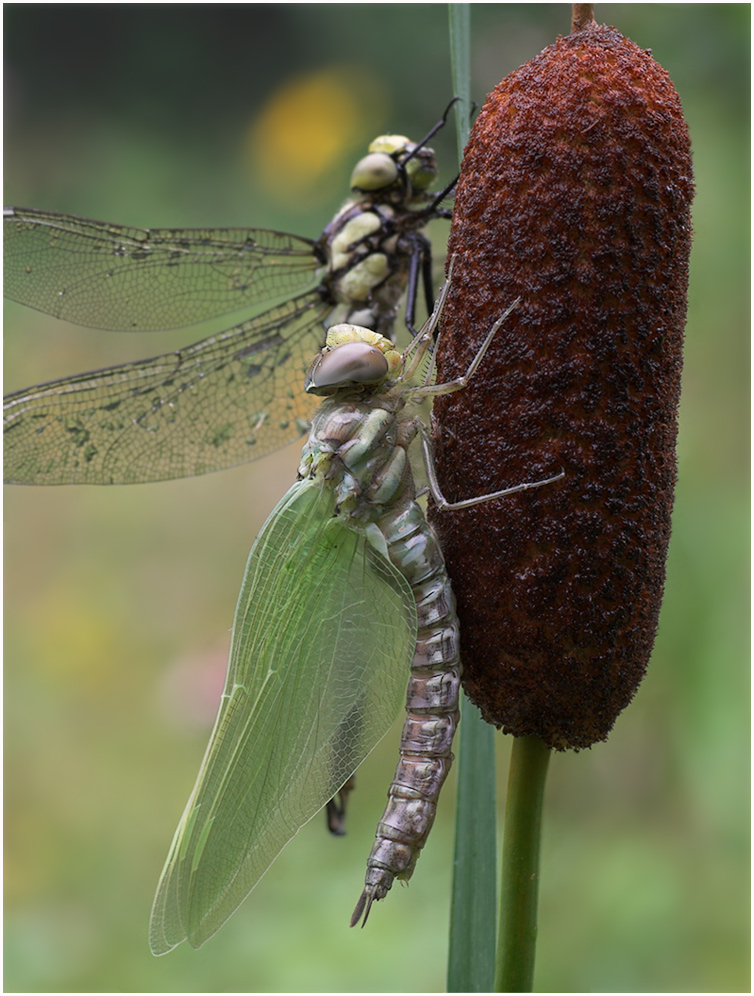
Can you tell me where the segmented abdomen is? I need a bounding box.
[351,500,461,926]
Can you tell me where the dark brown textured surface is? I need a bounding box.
[429,23,694,750]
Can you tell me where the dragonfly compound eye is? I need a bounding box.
[305,341,389,395]
[350,152,399,192]
[403,147,439,192]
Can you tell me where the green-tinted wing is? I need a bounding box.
[4,207,320,330]
[4,294,330,484]
[149,479,417,954]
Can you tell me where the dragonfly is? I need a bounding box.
[3,110,456,931]
[4,112,455,486]
[147,263,563,952]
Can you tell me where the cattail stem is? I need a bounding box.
[495,736,551,993]
[571,4,595,33]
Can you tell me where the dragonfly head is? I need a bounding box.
[305,324,402,396]
[351,135,438,197]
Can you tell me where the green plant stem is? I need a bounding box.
[445,5,499,993]
[495,735,551,992]
[448,2,472,149]
[447,696,497,992]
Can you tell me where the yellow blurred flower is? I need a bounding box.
[22,591,121,692]
[244,66,388,201]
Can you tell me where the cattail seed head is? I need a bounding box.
[431,22,694,750]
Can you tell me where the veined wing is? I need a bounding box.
[4,207,320,330]
[3,293,330,484]
[149,479,417,954]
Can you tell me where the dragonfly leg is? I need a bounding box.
[406,97,463,223]
[399,255,457,382]
[407,293,521,402]
[419,424,564,511]
[401,96,460,174]
[325,775,356,836]
[420,243,436,331]
[405,291,565,507]
[402,235,434,338]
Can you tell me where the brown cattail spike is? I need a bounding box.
[430,23,694,750]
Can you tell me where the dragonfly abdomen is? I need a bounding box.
[300,321,466,927]
[351,501,461,925]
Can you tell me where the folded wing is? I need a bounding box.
[149,479,417,953]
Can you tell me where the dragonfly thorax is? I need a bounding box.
[315,131,445,339]
[299,394,416,523]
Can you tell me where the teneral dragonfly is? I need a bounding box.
[3,119,452,939]
[4,122,452,486]
[148,266,563,952]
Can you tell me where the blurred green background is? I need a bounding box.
[4,4,748,992]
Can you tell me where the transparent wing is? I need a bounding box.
[4,206,321,330]
[149,479,417,954]
[3,293,330,484]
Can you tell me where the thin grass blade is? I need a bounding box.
[446,4,498,991]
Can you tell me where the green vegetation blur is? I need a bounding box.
[4,5,748,992]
